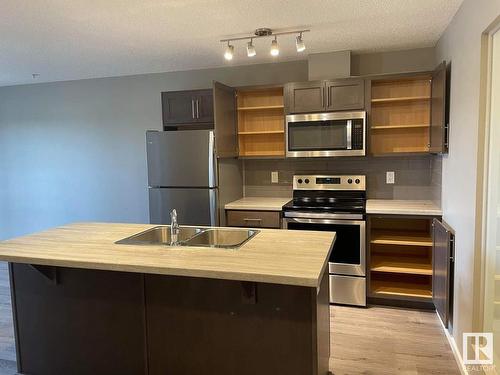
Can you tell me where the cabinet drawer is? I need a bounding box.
[226,210,281,229]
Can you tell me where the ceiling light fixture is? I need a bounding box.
[247,39,256,57]
[296,33,306,52]
[220,28,310,61]
[270,37,279,57]
[224,42,234,61]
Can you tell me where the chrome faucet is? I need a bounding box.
[170,209,179,245]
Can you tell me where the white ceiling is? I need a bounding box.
[0,0,463,86]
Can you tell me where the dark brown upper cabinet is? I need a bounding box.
[284,81,325,113]
[285,78,365,114]
[429,61,449,154]
[325,79,365,111]
[213,81,238,158]
[162,89,214,127]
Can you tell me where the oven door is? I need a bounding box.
[286,112,365,157]
[283,217,366,276]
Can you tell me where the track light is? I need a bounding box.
[220,28,309,61]
[224,43,234,61]
[247,40,256,57]
[270,37,279,57]
[296,33,306,52]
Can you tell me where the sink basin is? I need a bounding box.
[115,226,203,245]
[116,226,259,249]
[183,228,259,249]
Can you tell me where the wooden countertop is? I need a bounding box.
[225,197,291,211]
[366,200,442,216]
[0,223,334,288]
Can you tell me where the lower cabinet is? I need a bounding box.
[367,215,435,306]
[367,214,455,315]
[226,210,281,229]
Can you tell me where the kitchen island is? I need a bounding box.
[0,223,334,375]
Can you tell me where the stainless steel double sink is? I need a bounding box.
[116,226,259,249]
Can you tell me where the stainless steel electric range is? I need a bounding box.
[283,175,366,307]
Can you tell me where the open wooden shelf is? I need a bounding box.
[237,105,284,111]
[371,124,429,130]
[371,230,432,247]
[369,217,434,304]
[371,279,432,300]
[370,76,431,156]
[371,96,430,103]
[238,130,284,135]
[236,87,284,158]
[371,254,432,275]
[238,150,285,157]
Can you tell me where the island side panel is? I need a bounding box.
[145,274,329,375]
[10,264,148,375]
[314,269,330,375]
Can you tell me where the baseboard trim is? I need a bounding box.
[436,311,468,375]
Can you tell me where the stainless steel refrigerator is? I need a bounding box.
[146,130,242,227]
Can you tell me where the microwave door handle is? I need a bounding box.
[346,120,352,150]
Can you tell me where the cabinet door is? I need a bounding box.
[195,89,214,123]
[285,81,325,113]
[432,218,454,328]
[325,79,365,111]
[429,61,449,154]
[213,81,238,158]
[161,91,197,125]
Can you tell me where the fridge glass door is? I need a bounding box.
[147,130,216,188]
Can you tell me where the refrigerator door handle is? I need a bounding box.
[209,131,217,187]
[209,189,218,226]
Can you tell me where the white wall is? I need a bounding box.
[435,0,500,355]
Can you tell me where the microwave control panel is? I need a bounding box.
[352,121,364,150]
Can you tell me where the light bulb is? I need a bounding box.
[270,38,279,57]
[247,40,256,57]
[296,34,306,52]
[224,44,234,61]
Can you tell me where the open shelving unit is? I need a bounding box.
[370,76,432,155]
[369,217,433,301]
[236,88,285,158]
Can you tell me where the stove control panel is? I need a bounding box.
[293,175,366,191]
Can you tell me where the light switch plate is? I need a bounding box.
[386,171,395,184]
[271,171,279,184]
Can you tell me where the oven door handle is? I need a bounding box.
[286,218,365,226]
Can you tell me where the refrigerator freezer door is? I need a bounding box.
[149,188,218,226]
[147,130,217,188]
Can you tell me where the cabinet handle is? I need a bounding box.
[191,99,196,119]
[244,218,262,226]
[196,99,200,119]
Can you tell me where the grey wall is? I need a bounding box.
[351,47,437,76]
[0,61,307,240]
[244,156,442,202]
[435,0,500,356]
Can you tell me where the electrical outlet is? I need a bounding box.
[386,171,395,184]
[271,171,279,184]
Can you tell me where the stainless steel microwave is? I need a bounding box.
[285,111,366,158]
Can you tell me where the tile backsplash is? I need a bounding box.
[243,155,442,204]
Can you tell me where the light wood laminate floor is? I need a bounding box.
[0,263,460,375]
[330,305,461,375]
